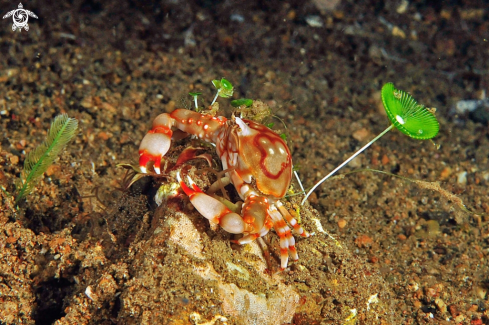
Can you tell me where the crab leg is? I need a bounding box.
[276,201,310,238]
[178,173,275,243]
[177,172,248,234]
[221,169,301,269]
[139,109,227,174]
[232,195,273,241]
[268,208,297,269]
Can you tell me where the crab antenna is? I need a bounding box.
[294,170,305,193]
[301,124,394,205]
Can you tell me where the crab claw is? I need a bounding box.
[139,134,170,174]
[139,113,174,174]
[177,172,247,234]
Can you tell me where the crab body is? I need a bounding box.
[139,108,309,269]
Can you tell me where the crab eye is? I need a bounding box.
[235,117,252,136]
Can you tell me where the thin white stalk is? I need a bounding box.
[211,89,221,105]
[301,124,394,205]
[193,96,198,109]
[294,170,305,193]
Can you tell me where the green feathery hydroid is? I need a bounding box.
[15,114,78,204]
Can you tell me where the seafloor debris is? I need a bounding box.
[170,212,300,325]
[454,97,489,124]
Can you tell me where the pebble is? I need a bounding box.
[81,96,93,109]
[230,14,244,23]
[392,26,406,39]
[97,132,110,141]
[413,300,422,309]
[454,315,465,323]
[459,8,484,20]
[9,155,19,165]
[265,71,275,81]
[440,166,451,179]
[457,171,467,184]
[305,16,323,28]
[369,256,379,263]
[348,156,362,168]
[455,99,489,114]
[311,0,341,12]
[355,234,373,248]
[440,9,452,20]
[368,45,383,63]
[449,304,460,317]
[426,220,440,238]
[474,286,487,299]
[102,102,117,113]
[396,0,409,14]
[286,10,296,20]
[352,128,370,142]
[45,165,60,177]
[434,298,447,312]
[337,218,347,229]
[307,192,318,205]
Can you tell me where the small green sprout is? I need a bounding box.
[15,114,78,204]
[231,98,253,108]
[266,122,275,128]
[189,91,202,110]
[280,133,287,141]
[211,78,234,105]
[301,82,440,205]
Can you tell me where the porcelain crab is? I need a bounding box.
[138,106,309,269]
